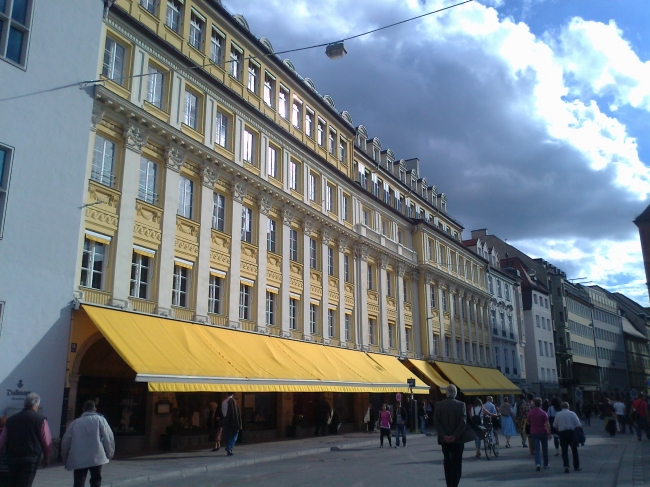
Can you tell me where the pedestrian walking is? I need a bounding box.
[547,397,561,456]
[206,401,223,451]
[222,393,242,456]
[0,393,52,487]
[519,393,535,454]
[631,393,650,441]
[418,401,427,434]
[433,384,476,487]
[527,397,552,471]
[553,402,582,473]
[378,404,392,448]
[583,403,592,426]
[313,395,331,436]
[61,400,115,487]
[499,397,517,448]
[470,398,485,458]
[393,401,409,448]
[612,397,627,434]
[603,400,617,437]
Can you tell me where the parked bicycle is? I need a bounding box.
[483,417,500,460]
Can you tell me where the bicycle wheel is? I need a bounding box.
[484,435,492,460]
[492,432,499,457]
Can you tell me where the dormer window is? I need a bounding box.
[373,147,378,161]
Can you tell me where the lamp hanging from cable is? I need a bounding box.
[325,42,347,60]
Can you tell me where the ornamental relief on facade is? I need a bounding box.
[266,269,282,284]
[174,237,199,257]
[211,230,230,249]
[133,223,162,244]
[85,208,118,232]
[344,283,354,296]
[310,284,323,298]
[176,217,199,238]
[135,200,162,224]
[267,254,281,270]
[240,242,258,263]
[87,182,120,210]
[368,303,379,314]
[328,290,339,302]
[210,249,230,268]
[289,262,303,276]
[344,295,354,308]
[367,290,379,304]
[387,309,398,320]
[310,270,322,285]
[240,261,258,279]
[327,276,338,289]
[289,276,303,291]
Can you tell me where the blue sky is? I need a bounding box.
[225,0,650,305]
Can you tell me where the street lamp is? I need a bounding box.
[325,42,347,60]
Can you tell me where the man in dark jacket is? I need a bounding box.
[0,393,52,487]
[433,384,473,487]
[222,393,242,456]
[313,396,331,436]
[394,401,409,448]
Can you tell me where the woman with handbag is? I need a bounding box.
[499,397,517,448]
[527,397,552,471]
[470,398,485,458]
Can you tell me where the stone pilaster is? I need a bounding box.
[194,166,218,322]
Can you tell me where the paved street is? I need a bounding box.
[34,418,650,487]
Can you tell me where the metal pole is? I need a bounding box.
[410,387,415,433]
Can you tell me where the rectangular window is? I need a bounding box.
[243,129,255,164]
[403,280,408,302]
[369,318,376,345]
[549,343,554,357]
[241,206,253,243]
[386,272,393,297]
[215,110,229,148]
[141,0,157,13]
[278,87,288,118]
[289,229,298,261]
[0,0,32,65]
[442,291,447,312]
[538,340,543,356]
[406,328,412,351]
[247,62,259,93]
[267,145,278,179]
[289,298,298,330]
[138,157,157,204]
[339,138,347,164]
[345,314,351,341]
[131,251,151,299]
[325,184,334,212]
[229,45,242,79]
[309,238,318,269]
[172,264,190,308]
[263,72,275,107]
[289,160,298,191]
[308,173,317,201]
[91,135,115,187]
[445,337,450,357]
[328,129,336,155]
[183,90,199,130]
[266,291,276,326]
[544,341,549,356]
[534,294,538,304]
[430,285,436,308]
[0,146,12,236]
[344,254,350,282]
[189,12,204,50]
[328,309,335,337]
[102,36,126,86]
[291,99,302,129]
[342,195,349,221]
[367,265,374,290]
[536,315,540,327]
[317,120,325,146]
[212,193,225,231]
[146,65,165,108]
[497,280,502,298]
[327,247,335,276]
[305,109,314,137]
[177,176,193,219]
[166,0,182,33]
[239,283,252,320]
[208,274,222,314]
[310,303,318,334]
[210,28,224,66]
[80,238,106,289]
[267,219,277,253]
[389,323,395,349]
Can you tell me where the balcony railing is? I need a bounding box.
[80,288,112,306]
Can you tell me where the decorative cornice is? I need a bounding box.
[322,229,332,245]
[232,182,247,203]
[354,244,369,262]
[303,218,315,235]
[282,208,293,226]
[90,106,105,132]
[201,166,218,188]
[259,196,271,216]
[124,124,148,153]
[397,263,406,278]
[338,237,348,252]
[165,145,185,172]
[380,255,389,270]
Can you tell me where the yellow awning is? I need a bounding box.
[433,362,485,395]
[406,359,449,391]
[81,305,428,393]
[462,366,521,394]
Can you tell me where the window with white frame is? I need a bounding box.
[544,341,549,357]
[289,298,298,329]
[278,86,288,118]
[208,274,223,314]
[305,109,314,137]
[92,135,115,187]
[497,280,502,298]
[177,176,193,219]
[267,145,278,179]
[342,195,349,221]
[325,184,334,212]
[1,0,32,65]
[328,309,335,337]
[406,327,412,351]
[241,206,253,243]
[266,291,276,326]
[289,160,298,191]
[505,284,510,301]
[367,264,374,290]
[166,0,182,33]
[430,285,436,308]
[403,280,408,302]
[339,138,347,164]
[327,247,334,276]
[309,238,318,269]
[309,303,318,334]
[102,36,126,86]
[291,99,302,129]
[263,72,275,107]
[328,128,336,154]
[389,323,396,348]
[80,237,107,290]
[0,145,13,237]
[369,318,376,345]
[345,313,351,340]
[210,28,224,65]
[442,290,447,312]
[189,12,204,50]
[267,218,277,252]
[172,263,190,307]
[215,110,229,148]
[317,120,325,146]
[386,272,393,297]
[229,44,242,80]
[289,229,298,261]
[212,193,225,231]
[308,172,317,202]
[146,64,165,108]
[508,315,514,336]
[243,129,255,164]
[239,283,252,320]
[130,251,151,299]
[138,157,157,204]
[183,90,199,130]
[247,62,259,94]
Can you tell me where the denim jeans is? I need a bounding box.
[531,433,549,467]
[395,423,407,446]
[419,416,426,433]
[224,425,239,452]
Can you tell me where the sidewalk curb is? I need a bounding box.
[613,439,634,487]
[104,438,381,486]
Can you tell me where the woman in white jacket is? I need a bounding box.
[61,400,115,487]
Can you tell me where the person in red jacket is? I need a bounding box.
[631,393,649,441]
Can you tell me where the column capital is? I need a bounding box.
[124,124,149,153]
[379,254,389,270]
[322,229,332,245]
[354,244,369,261]
[282,208,293,226]
[425,273,435,285]
[302,218,315,235]
[397,263,406,278]
[259,196,272,216]
[232,181,247,203]
[201,165,218,188]
[338,236,348,252]
[90,106,105,132]
[165,145,185,172]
